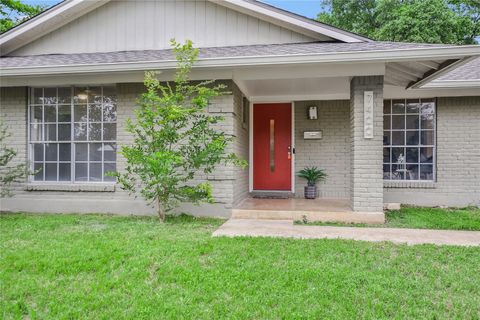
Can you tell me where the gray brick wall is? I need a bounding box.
[117,81,247,213]
[0,87,28,195]
[384,96,480,207]
[2,83,477,214]
[117,81,249,213]
[231,83,250,205]
[0,84,155,215]
[350,76,384,213]
[0,83,242,217]
[294,100,350,198]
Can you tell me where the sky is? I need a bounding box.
[25,0,322,19]
[263,0,322,18]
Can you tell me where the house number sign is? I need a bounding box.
[364,91,374,139]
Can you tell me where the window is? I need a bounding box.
[29,86,117,183]
[383,98,435,181]
[242,96,249,129]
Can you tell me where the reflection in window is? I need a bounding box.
[29,86,117,183]
[383,99,435,181]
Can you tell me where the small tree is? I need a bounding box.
[114,40,246,221]
[0,120,28,197]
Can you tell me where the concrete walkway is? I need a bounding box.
[213,219,480,246]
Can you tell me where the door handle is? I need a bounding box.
[270,119,275,172]
[287,146,292,160]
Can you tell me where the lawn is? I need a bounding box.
[1,213,480,319]
[297,206,480,231]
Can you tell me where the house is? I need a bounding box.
[1,0,479,221]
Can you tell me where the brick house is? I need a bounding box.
[1,0,479,222]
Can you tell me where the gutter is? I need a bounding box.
[1,45,479,77]
[421,80,480,88]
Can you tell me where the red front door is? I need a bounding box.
[253,103,292,191]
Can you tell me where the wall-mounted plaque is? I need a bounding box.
[364,91,374,139]
[303,131,322,140]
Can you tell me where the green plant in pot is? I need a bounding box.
[297,167,327,199]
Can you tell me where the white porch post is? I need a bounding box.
[350,76,384,213]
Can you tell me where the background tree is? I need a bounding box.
[1,0,45,33]
[114,40,246,221]
[448,0,480,44]
[0,120,28,197]
[318,0,479,44]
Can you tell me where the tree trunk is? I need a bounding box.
[157,199,166,222]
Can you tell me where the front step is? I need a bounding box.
[250,191,293,199]
[231,209,385,224]
[232,209,295,220]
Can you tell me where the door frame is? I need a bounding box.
[249,101,295,193]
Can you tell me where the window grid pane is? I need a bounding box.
[28,86,117,183]
[383,98,435,181]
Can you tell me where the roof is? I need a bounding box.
[436,57,480,81]
[420,56,480,88]
[0,41,465,69]
[0,0,478,89]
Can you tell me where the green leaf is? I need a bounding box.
[317,0,479,44]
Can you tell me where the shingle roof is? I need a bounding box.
[435,57,480,81]
[0,41,456,69]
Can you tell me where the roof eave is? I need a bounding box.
[408,56,479,89]
[2,45,479,77]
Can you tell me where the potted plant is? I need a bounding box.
[297,167,327,199]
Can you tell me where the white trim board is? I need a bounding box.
[248,100,254,192]
[291,101,296,193]
[422,80,480,88]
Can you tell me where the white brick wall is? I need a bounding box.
[350,76,384,212]
[294,100,350,198]
[384,96,480,207]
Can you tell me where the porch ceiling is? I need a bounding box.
[243,77,350,102]
[241,56,478,101]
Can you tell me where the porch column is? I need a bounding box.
[350,76,384,213]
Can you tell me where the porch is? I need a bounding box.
[236,74,385,220]
[232,197,385,224]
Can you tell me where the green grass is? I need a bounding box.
[1,213,480,319]
[296,206,480,231]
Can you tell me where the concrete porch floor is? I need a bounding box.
[232,197,385,224]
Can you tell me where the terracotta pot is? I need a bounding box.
[304,185,317,199]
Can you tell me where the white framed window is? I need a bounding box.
[242,96,249,129]
[383,98,435,181]
[28,86,117,183]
